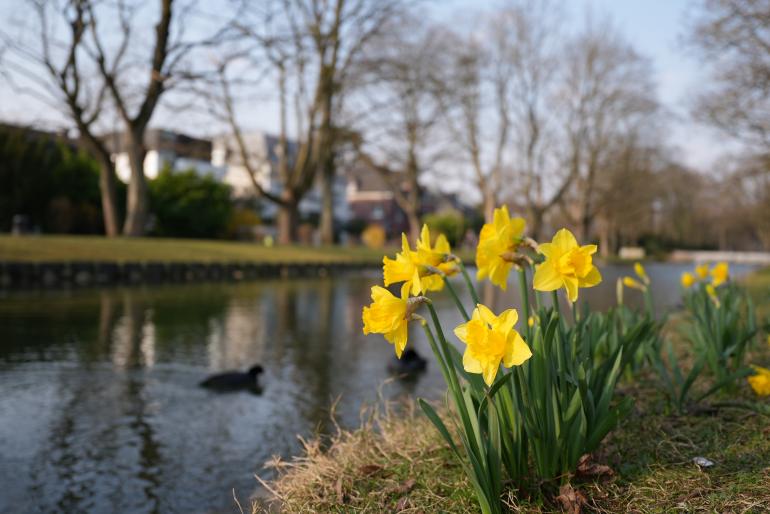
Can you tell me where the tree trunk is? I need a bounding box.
[277,192,299,245]
[482,188,496,223]
[529,207,545,242]
[80,135,120,237]
[97,161,121,237]
[319,161,335,244]
[406,209,421,243]
[122,133,149,236]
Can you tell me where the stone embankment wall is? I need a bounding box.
[0,261,374,289]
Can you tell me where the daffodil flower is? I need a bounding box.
[695,263,709,280]
[748,365,770,396]
[634,262,650,285]
[681,272,695,289]
[711,262,729,287]
[533,228,602,303]
[705,283,720,308]
[416,225,458,280]
[383,226,455,295]
[622,276,646,291]
[453,304,532,386]
[475,206,527,291]
[362,283,416,358]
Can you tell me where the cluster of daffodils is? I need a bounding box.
[681,262,729,290]
[363,208,602,386]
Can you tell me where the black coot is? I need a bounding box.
[199,364,264,393]
[387,349,427,376]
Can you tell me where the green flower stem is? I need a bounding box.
[421,321,453,391]
[443,276,470,321]
[427,302,463,392]
[551,290,561,318]
[517,267,531,339]
[572,300,579,323]
[644,289,654,318]
[458,261,481,306]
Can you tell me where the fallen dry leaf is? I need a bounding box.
[576,454,614,478]
[396,478,416,495]
[555,483,586,514]
[358,464,384,477]
[396,496,410,511]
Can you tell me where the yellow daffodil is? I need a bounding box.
[695,263,709,280]
[454,305,532,386]
[528,316,535,328]
[475,206,527,291]
[622,276,646,291]
[748,365,770,396]
[711,262,729,287]
[383,227,450,295]
[362,284,413,358]
[416,225,459,279]
[681,272,695,289]
[705,283,720,308]
[533,228,602,303]
[634,262,650,285]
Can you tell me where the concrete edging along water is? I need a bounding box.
[0,260,378,289]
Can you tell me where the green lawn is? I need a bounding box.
[0,235,388,264]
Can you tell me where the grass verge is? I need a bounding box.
[0,235,386,264]
[257,269,770,513]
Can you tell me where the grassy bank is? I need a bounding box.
[0,235,386,264]
[258,269,770,513]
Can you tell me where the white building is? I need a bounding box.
[213,131,350,223]
[105,129,224,182]
[105,128,350,226]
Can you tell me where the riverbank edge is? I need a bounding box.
[256,267,770,513]
[0,259,382,289]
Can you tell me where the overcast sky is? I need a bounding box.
[0,0,727,171]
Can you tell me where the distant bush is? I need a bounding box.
[361,223,386,249]
[226,207,261,240]
[0,125,112,233]
[149,168,233,238]
[423,209,466,247]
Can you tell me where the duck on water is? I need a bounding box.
[199,364,264,393]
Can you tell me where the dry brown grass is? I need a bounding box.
[252,400,478,513]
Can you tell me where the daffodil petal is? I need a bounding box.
[454,322,469,343]
[482,363,498,386]
[504,331,532,367]
[564,276,579,302]
[579,266,602,288]
[552,228,578,254]
[463,351,483,374]
[533,261,562,291]
[496,308,518,333]
[476,304,497,326]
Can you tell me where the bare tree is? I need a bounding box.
[492,0,570,239]
[556,20,658,241]
[2,0,229,236]
[209,21,317,244]
[347,21,446,241]
[688,0,770,151]
[436,31,511,223]
[212,0,405,244]
[1,1,120,235]
[281,0,407,244]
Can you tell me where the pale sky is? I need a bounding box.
[0,0,727,170]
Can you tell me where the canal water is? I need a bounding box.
[0,263,756,513]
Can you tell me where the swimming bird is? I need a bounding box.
[387,349,427,376]
[199,364,264,393]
